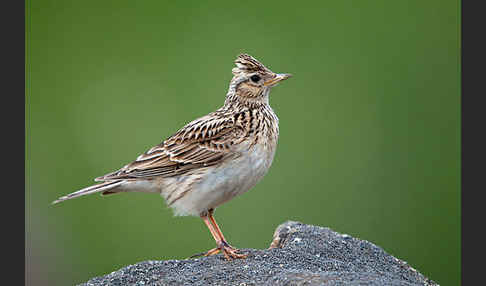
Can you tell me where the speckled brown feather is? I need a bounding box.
[95,112,241,181]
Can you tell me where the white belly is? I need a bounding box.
[166,142,276,216]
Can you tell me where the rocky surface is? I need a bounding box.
[81,221,437,285]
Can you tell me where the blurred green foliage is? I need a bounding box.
[26,0,460,285]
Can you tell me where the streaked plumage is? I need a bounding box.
[53,53,291,259]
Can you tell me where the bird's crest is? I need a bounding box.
[232,54,270,75]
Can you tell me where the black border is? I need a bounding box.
[462,0,484,285]
[3,0,25,285]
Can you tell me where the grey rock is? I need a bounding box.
[81,221,437,286]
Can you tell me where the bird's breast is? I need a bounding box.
[164,107,279,217]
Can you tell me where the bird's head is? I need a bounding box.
[225,54,291,106]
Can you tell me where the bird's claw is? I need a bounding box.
[190,241,247,260]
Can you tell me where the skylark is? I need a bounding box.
[53,54,292,260]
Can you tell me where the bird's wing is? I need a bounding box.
[95,111,247,181]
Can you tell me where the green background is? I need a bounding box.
[26,1,460,285]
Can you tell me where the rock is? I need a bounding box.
[81,221,437,286]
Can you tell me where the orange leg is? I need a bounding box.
[208,209,232,248]
[190,210,247,260]
[202,215,220,242]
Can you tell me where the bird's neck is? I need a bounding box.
[223,95,268,110]
[223,87,270,110]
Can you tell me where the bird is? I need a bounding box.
[52,53,292,260]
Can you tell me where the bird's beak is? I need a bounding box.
[264,73,292,87]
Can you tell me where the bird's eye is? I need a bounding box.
[250,75,261,83]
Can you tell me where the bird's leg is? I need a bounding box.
[208,209,237,251]
[206,210,247,259]
[190,210,247,260]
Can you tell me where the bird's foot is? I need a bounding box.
[190,241,247,260]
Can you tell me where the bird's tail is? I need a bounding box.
[51,181,124,205]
